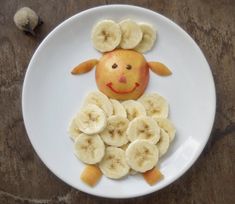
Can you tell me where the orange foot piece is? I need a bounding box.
[142,167,164,186]
[80,165,102,187]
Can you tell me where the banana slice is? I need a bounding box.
[84,91,113,117]
[157,129,170,157]
[119,19,143,49]
[110,99,127,118]
[138,93,169,118]
[153,117,176,142]
[126,139,158,172]
[75,104,107,134]
[119,132,137,176]
[127,116,160,144]
[134,23,157,53]
[99,147,130,179]
[68,117,81,141]
[100,115,129,147]
[122,100,146,121]
[91,20,122,52]
[74,133,105,164]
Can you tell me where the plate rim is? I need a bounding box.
[22,4,216,199]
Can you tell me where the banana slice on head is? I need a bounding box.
[157,129,170,157]
[75,104,107,135]
[134,23,157,53]
[138,93,169,118]
[153,117,176,142]
[74,133,105,164]
[127,116,160,144]
[99,147,130,179]
[68,117,82,141]
[122,100,146,121]
[126,139,158,172]
[119,19,143,49]
[84,91,113,117]
[110,99,127,118]
[100,115,129,147]
[91,20,122,52]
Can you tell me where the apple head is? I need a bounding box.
[95,49,149,100]
[71,49,171,100]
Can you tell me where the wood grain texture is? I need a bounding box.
[0,0,234,203]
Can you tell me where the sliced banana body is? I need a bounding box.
[91,20,121,52]
[127,116,160,144]
[157,129,170,157]
[122,100,146,121]
[119,19,143,49]
[100,115,129,147]
[134,23,157,53]
[75,104,107,134]
[110,99,127,118]
[126,139,158,172]
[74,133,105,164]
[84,91,113,117]
[70,89,175,181]
[138,93,169,118]
[153,118,176,142]
[68,117,81,141]
[99,147,130,179]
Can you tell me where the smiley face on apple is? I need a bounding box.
[96,50,149,100]
[71,49,171,100]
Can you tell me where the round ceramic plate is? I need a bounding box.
[22,5,216,198]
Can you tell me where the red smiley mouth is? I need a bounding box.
[106,82,140,94]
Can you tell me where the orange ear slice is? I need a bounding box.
[71,59,99,75]
[142,167,164,186]
[80,165,102,187]
[148,62,172,76]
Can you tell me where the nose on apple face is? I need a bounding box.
[118,75,127,83]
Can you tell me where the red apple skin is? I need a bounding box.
[95,49,149,100]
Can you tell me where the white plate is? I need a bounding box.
[22,5,216,198]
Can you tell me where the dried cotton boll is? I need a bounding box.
[13,7,42,35]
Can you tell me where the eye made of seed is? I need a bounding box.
[126,64,132,70]
[112,63,118,69]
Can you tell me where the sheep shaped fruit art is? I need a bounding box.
[68,20,177,186]
[71,19,172,100]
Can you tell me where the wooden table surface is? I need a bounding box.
[0,0,234,203]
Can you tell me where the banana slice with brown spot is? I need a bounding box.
[138,93,169,118]
[74,133,105,164]
[68,117,82,141]
[99,147,130,179]
[134,23,157,53]
[157,129,170,157]
[127,116,160,144]
[119,19,143,49]
[153,117,176,142]
[126,139,158,172]
[75,104,107,134]
[100,115,129,147]
[110,99,127,118]
[122,100,146,121]
[92,20,122,52]
[84,91,113,117]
